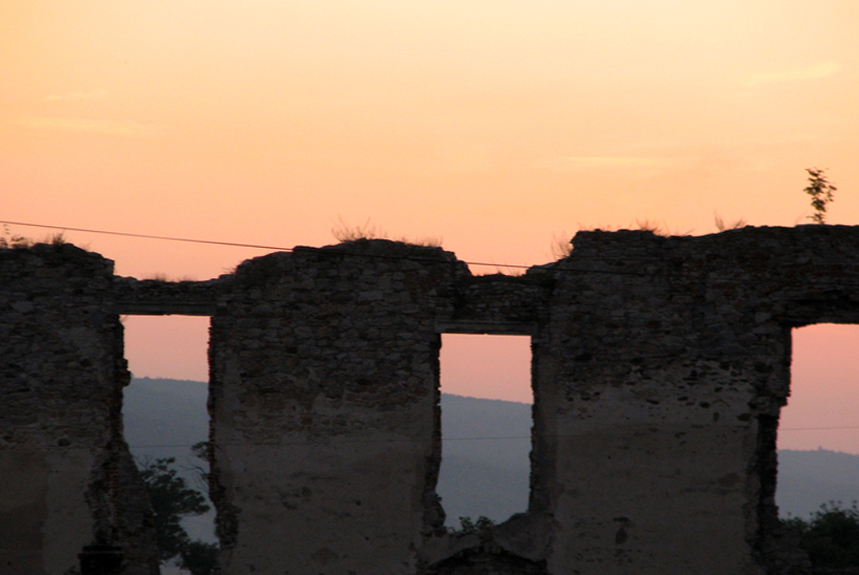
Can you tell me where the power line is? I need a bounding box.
[1,220,296,252]
[0,219,532,270]
[128,436,532,449]
[126,425,858,449]
[781,425,859,431]
[9,218,859,281]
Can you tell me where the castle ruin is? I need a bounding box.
[4,225,858,574]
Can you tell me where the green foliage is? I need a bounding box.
[784,501,859,569]
[448,515,496,536]
[139,457,210,561]
[332,217,387,242]
[145,272,171,282]
[804,167,838,224]
[550,232,573,260]
[0,225,33,249]
[179,541,219,575]
[331,217,442,247]
[138,454,218,574]
[0,226,66,249]
[714,213,746,232]
[634,219,665,234]
[189,441,210,486]
[634,219,693,236]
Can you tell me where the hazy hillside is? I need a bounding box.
[123,378,859,536]
[123,378,215,542]
[777,449,859,518]
[436,394,531,525]
[123,378,210,463]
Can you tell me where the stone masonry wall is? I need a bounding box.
[531,226,859,574]
[5,226,859,574]
[535,230,783,574]
[0,244,157,575]
[208,241,464,574]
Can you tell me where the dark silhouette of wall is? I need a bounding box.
[5,226,858,574]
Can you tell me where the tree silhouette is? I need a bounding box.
[783,501,859,569]
[804,168,837,224]
[138,455,218,574]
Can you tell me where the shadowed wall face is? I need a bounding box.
[532,231,789,574]
[0,245,157,575]
[207,243,459,574]
[6,227,859,574]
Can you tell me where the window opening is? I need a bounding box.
[437,333,532,529]
[121,315,216,572]
[777,324,859,520]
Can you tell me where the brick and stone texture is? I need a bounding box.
[0,244,157,575]
[5,226,859,574]
[207,241,463,574]
[530,226,859,574]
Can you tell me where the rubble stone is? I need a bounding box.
[6,226,859,574]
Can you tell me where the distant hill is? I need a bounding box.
[123,377,210,464]
[123,378,859,536]
[436,394,531,524]
[123,378,215,542]
[777,449,859,518]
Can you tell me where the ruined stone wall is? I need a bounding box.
[0,244,157,575]
[530,226,859,574]
[534,230,783,574]
[6,227,859,574]
[207,241,464,574]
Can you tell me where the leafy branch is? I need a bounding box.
[447,515,496,536]
[805,168,838,224]
[137,450,218,574]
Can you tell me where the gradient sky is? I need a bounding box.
[5,2,859,451]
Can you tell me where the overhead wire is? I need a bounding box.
[0,220,295,252]
[9,219,859,444]
[0,219,534,270]
[8,218,859,282]
[125,425,859,449]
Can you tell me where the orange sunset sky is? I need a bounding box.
[3,1,859,451]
